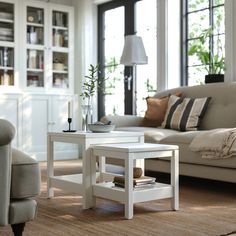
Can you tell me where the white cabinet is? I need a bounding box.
[22,1,74,93]
[22,94,78,161]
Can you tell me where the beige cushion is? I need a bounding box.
[162,95,211,131]
[141,96,170,127]
[142,93,182,127]
[11,149,41,199]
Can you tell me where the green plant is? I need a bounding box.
[80,64,106,102]
[188,28,225,74]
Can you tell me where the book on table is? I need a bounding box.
[113,175,156,188]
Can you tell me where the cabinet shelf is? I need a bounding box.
[53,70,67,74]
[27,22,44,28]
[0,66,14,70]
[27,44,44,50]
[52,47,68,53]
[52,25,68,31]
[27,68,44,73]
[0,41,14,47]
[0,18,13,24]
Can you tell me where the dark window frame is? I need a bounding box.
[97,0,140,119]
[181,0,225,86]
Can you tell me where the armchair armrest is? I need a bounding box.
[0,119,15,226]
[0,119,15,146]
[101,115,143,127]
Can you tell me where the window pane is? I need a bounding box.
[188,10,209,39]
[213,34,225,73]
[188,38,209,67]
[104,65,124,115]
[104,7,124,66]
[188,0,209,12]
[103,6,124,115]
[136,0,157,116]
[213,6,225,35]
[185,0,225,85]
[188,66,206,86]
[214,0,224,6]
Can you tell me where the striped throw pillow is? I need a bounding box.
[161,95,211,131]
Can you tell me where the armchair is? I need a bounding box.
[0,119,41,236]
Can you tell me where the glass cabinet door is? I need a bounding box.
[0,2,15,86]
[52,10,69,89]
[26,6,45,88]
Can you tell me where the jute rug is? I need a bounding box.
[1,160,236,236]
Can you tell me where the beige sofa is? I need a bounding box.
[102,82,236,183]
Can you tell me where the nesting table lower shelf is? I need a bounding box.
[93,182,173,204]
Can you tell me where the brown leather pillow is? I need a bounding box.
[141,93,182,127]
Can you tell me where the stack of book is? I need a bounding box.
[113,175,156,189]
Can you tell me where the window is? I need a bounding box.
[182,0,225,86]
[97,0,157,118]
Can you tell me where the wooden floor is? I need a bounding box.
[1,160,236,236]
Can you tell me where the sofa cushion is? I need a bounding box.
[116,126,180,143]
[159,132,236,168]
[141,92,182,128]
[141,96,170,127]
[162,95,211,131]
[11,149,41,199]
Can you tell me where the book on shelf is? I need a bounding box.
[113,175,156,188]
[113,182,156,189]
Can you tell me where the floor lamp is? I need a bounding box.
[120,35,148,115]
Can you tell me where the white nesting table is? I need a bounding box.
[47,131,144,209]
[91,143,179,219]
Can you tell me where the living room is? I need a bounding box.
[0,0,236,235]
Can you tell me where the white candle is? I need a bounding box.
[68,101,71,118]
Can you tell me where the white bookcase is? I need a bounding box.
[0,0,78,161]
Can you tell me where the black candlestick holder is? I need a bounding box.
[63,118,77,132]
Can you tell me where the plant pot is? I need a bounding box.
[205,74,224,84]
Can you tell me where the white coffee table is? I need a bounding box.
[47,131,144,209]
[91,143,179,219]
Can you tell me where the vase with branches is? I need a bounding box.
[80,64,106,130]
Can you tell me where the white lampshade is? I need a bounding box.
[120,35,148,66]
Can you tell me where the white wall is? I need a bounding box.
[72,0,98,124]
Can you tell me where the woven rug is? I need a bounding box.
[1,160,236,236]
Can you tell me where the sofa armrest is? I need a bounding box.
[101,115,143,127]
[0,119,15,146]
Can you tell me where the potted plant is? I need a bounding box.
[188,28,225,83]
[80,64,106,130]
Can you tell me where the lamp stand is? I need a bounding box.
[132,65,137,116]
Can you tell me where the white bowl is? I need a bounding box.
[88,124,115,133]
